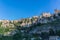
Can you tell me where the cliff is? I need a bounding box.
[0,9,60,36]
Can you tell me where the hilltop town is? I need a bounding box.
[0,9,60,40]
[0,9,59,27]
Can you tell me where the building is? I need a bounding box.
[1,20,10,24]
[49,36,60,40]
[20,23,26,27]
[42,12,51,18]
[1,22,14,28]
[54,9,60,16]
[55,9,60,14]
[37,18,48,24]
[11,20,19,23]
[33,16,39,18]
[54,9,60,19]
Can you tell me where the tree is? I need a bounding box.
[58,13,60,16]
[53,14,57,19]
[49,28,55,36]
[13,31,23,40]
[56,30,60,36]
[40,32,49,40]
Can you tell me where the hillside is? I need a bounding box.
[0,9,60,40]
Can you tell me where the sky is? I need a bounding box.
[0,0,60,20]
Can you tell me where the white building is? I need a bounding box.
[42,12,51,17]
[37,13,52,24]
[49,36,60,40]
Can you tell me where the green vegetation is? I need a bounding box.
[0,13,60,40]
[0,27,5,34]
[0,22,2,26]
[0,36,13,40]
[56,30,60,36]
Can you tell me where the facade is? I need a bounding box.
[11,20,19,23]
[20,23,26,27]
[37,13,52,24]
[54,9,60,17]
[49,36,60,40]
[20,22,32,27]
[37,18,48,23]
[42,12,51,17]
[55,9,60,14]
[1,22,14,28]
[33,16,39,18]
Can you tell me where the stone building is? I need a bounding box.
[42,12,51,18]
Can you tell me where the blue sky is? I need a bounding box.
[0,0,60,20]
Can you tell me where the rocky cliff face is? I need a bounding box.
[0,9,60,36]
